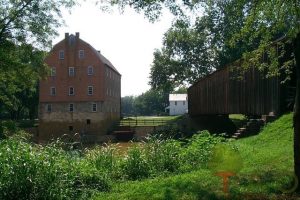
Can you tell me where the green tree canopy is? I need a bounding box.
[133,89,168,116]
[0,0,76,47]
[0,0,76,120]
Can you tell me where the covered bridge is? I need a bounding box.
[188,47,295,117]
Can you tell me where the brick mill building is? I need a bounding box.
[38,32,121,142]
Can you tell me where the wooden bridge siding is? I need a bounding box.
[188,65,280,116]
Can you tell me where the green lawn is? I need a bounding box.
[229,114,247,127]
[120,115,182,126]
[94,113,296,200]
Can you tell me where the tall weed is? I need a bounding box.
[120,144,150,180]
[0,132,110,200]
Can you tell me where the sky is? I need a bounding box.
[53,1,174,97]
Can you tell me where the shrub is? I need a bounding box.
[0,129,227,198]
[144,138,182,175]
[0,133,110,200]
[85,144,121,179]
[0,120,18,139]
[120,144,150,180]
[180,130,226,171]
[150,124,183,139]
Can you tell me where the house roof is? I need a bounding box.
[169,94,187,101]
[86,42,121,75]
[52,33,121,76]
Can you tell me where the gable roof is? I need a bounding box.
[85,41,121,76]
[52,33,121,76]
[169,94,187,101]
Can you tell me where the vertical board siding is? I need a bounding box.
[188,64,280,116]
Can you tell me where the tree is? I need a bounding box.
[149,0,261,91]
[149,18,215,91]
[0,43,47,120]
[0,0,76,47]
[134,89,168,116]
[121,96,135,116]
[0,0,76,120]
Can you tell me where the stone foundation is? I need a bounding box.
[38,102,120,143]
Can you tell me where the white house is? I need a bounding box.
[166,94,188,116]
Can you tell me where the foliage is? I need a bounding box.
[149,0,265,91]
[0,0,76,120]
[173,86,188,94]
[149,19,214,90]
[122,89,168,116]
[0,120,18,138]
[0,129,225,198]
[0,43,47,120]
[0,0,76,47]
[121,96,135,116]
[133,89,168,116]
[181,131,225,171]
[208,143,243,174]
[0,135,110,200]
[120,144,150,180]
[0,114,295,199]
[145,138,182,174]
[150,124,183,139]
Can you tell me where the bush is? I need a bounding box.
[145,138,182,174]
[85,144,121,179]
[180,130,226,171]
[150,125,183,139]
[120,144,150,180]
[0,133,110,200]
[0,120,18,139]
[0,129,226,198]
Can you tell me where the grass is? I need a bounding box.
[0,113,296,199]
[94,113,296,200]
[125,116,181,120]
[229,114,247,127]
[120,115,182,126]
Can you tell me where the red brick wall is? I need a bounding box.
[40,33,107,102]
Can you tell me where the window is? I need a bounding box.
[46,104,52,112]
[69,67,75,76]
[50,87,56,96]
[86,119,91,125]
[175,101,177,106]
[59,50,64,60]
[92,103,97,112]
[79,50,84,59]
[106,68,109,77]
[50,67,56,76]
[69,103,74,112]
[69,126,73,131]
[87,66,93,75]
[87,86,93,95]
[69,87,74,96]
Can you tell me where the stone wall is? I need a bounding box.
[38,102,119,143]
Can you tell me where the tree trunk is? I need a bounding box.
[293,31,300,191]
